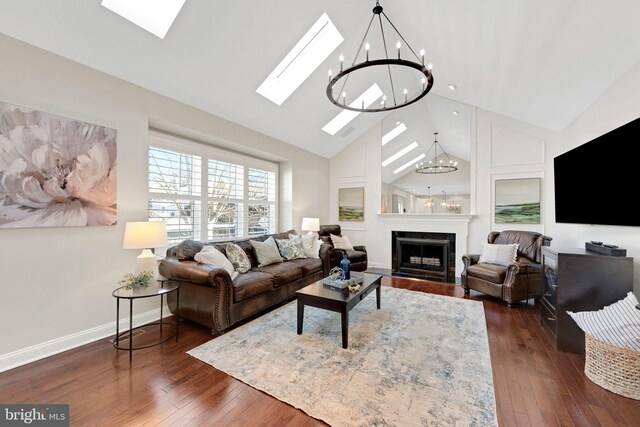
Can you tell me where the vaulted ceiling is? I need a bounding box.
[1,0,640,159]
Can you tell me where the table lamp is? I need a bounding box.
[301,217,320,235]
[123,221,168,278]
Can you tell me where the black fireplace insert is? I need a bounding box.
[391,231,455,282]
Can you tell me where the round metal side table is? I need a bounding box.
[112,280,180,361]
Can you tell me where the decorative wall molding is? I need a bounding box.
[490,123,545,167]
[378,214,474,222]
[0,308,166,373]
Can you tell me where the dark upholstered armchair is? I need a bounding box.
[461,230,552,307]
[318,224,368,272]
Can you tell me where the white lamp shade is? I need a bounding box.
[301,217,320,232]
[123,221,168,249]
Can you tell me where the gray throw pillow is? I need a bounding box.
[250,236,284,267]
[225,242,252,273]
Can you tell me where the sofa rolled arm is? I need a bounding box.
[159,256,234,331]
[319,242,333,277]
[461,254,480,270]
[353,245,367,253]
[502,262,521,288]
[329,248,346,269]
[461,254,479,287]
[159,257,232,287]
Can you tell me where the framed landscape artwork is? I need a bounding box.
[338,187,364,221]
[494,178,541,224]
[0,101,117,228]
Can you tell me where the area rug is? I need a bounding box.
[188,287,497,426]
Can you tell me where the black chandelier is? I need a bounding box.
[326,1,434,112]
[415,132,458,174]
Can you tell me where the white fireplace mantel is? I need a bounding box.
[378,214,475,278]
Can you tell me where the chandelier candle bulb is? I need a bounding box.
[427,62,433,71]
[325,2,434,113]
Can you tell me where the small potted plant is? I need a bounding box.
[119,271,155,290]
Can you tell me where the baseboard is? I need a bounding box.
[0,308,167,373]
[367,261,384,269]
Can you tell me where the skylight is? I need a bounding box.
[394,153,426,174]
[322,83,384,135]
[101,0,185,39]
[381,141,418,167]
[382,122,407,146]
[257,13,343,106]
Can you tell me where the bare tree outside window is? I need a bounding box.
[148,139,277,244]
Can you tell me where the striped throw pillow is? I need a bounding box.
[568,292,640,349]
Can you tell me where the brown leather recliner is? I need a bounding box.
[461,230,552,307]
[318,224,368,272]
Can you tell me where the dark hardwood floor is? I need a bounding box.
[1,276,639,426]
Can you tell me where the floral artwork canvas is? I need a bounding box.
[0,101,117,228]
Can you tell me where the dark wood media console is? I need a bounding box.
[540,247,633,354]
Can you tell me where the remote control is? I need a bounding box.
[603,244,618,248]
[590,241,602,245]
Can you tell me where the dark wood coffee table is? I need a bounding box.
[296,272,382,349]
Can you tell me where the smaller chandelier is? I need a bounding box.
[424,186,434,212]
[415,132,458,174]
[441,191,461,213]
[326,1,434,113]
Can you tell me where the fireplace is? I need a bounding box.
[392,231,456,282]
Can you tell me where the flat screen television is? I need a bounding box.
[554,116,640,227]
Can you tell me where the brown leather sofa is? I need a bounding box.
[461,230,552,307]
[318,224,368,272]
[158,230,332,334]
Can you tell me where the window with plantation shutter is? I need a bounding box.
[148,147,202,243]
[248,168,276,236]
[148,132,278,244]
[207,159,244,240]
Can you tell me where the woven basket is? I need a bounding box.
[585,334,640,400]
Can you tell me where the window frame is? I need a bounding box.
[148,131,278,243]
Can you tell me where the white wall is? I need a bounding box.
[329,124,383,265]
[471,109,557,251]
[546,61,640,295]
[0,34,329,370]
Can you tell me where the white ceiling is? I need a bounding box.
[380,94,471,185]
[1,1,640,159]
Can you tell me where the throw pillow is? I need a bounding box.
[478,243,519,266]
[331,234,354,251]
[299,233,322,259]
[250,236,284,267]
[175,239,204,260]
[195,246,239,280]
[225,242,252,273]
[276,236,306,260]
